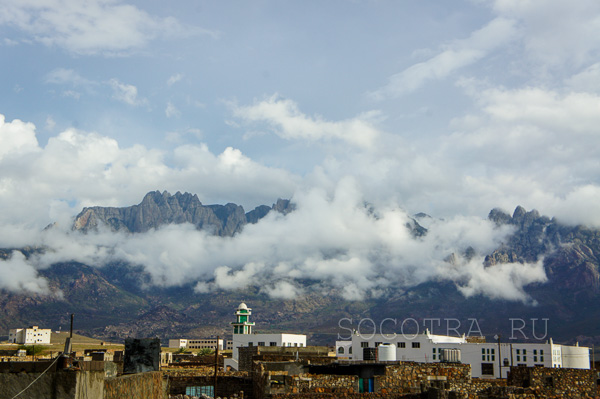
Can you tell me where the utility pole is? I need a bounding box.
[510,342,514,377]
[496,334,502,378]
[214,336,219,397]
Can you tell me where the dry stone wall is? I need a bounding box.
[104,371,166,399]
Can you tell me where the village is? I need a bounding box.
[0,303,598,399]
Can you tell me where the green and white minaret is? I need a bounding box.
[231,302,255,335]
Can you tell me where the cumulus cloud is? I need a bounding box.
[0,0,216,55]
[165,101,181,118]
[167,73,184,86]
[0,113,297,229]
[12,174,543,303]
[231,94,381,148]
[452,259,547,303]
[109,79,146,106]
[369,17,517,99]
[0,114,40,159]
[491,0,600,67]
[440,82,600,221]
[45,68,96,88]
[566,63,600,93]
[0,251,56,295]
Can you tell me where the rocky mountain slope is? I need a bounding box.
[73,190,293,236]
[2,195,600,347]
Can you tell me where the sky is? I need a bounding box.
[1,0,600,301]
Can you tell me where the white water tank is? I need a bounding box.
[377,343,397,361]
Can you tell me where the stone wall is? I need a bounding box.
[238,346,334,372]
[104,371,166,399]
[507,365,597,398]
[375,362,471,394]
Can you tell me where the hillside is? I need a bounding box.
[1,193,600,347]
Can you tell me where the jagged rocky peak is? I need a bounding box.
[488,208,512,225]
[72,191,292,237]
[488,206,546,227]
[273,198,294,214]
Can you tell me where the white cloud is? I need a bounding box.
[454,259,546,303]
[0,113,297,229]
[491,0,600,67]
[0,0,216,55]
[447,84,600,175]
[45,68,96,87]
[0,113,559,302]
[232,95,381,148]
[167,73,184,86]
[109,78,146,106]
[18,176,542,302]
[0,251,56,296]
[261,280,304,300]
[165,101,181,118]
[566,63,600,93]
[0,114,40,160]
[369,17,517,99]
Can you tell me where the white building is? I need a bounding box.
[224,302,307,370]
[337,329,590,378]
[8,326,51,345]
[168,338,225,351]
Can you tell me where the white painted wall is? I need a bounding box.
[344,331,590,378]
[229,333,307,368]
[8,326,51,344]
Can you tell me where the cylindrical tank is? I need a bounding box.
[377,343,397,361]
[441,348,461,363]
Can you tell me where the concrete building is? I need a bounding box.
[337,329,590,378]
[168,338,225,351]
[224,302,307,370]
[8,326,51,344]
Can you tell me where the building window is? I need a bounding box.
[248,342,253,347]
[481,363,494,375]
[270,342,277,346]
[516,349,520,354]
[349,347,353,354]
[516,355,520,361]
[523,349,527,355]
[540,356,544,362]
[412,342,420,348]
[361,342,369,348]
[299,343,304,347]
[258,342,265,346]
[523,356,527,362]
[533,349,537,355]
[398,342,406,348]
[540,350,544,355]
[338,347,345,354]
[534,356,537,362]
[482,348,485,354]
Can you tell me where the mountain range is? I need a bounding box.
[1,191,599,347]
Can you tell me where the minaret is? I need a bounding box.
[231,302,255,335]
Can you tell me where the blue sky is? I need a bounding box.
[2,0,600,298]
